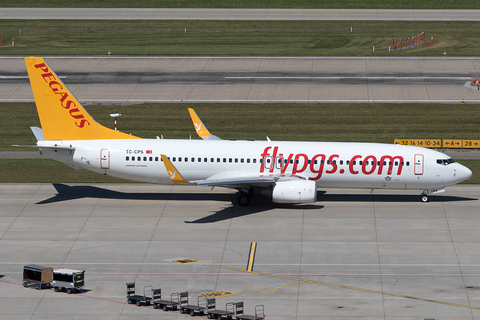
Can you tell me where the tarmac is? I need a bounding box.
[2,56,480,104]
[0,182,479,319]
[1,8,480,21]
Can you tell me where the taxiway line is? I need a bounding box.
[207,264,480,310]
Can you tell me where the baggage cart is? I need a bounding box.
[179,291,207,316]
[126,282,154,306]
[235,302,265,320]
[152,288,180,311]
[52,268,85,294]
[23,265,52,290]
[206,298,235,319]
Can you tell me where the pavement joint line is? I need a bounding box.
[206,264,480,310]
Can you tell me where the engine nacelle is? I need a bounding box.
[271,180,317,204]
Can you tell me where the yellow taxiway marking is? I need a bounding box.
[206,264,480,310]
[246,242,257,272]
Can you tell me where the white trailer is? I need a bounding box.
[52,268,85,294]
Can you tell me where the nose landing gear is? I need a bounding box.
[420,194,429,203]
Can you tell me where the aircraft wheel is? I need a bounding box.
[238,189,253,206]
[421,194,429,203]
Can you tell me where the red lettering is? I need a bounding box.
[48,81,63,92]
[269,146,279,173]
[349,155,362,174]
[76,119,90,128]
[280,154,294,174]
[292,154,308,174]
[62,100,76,110]
[260,147,272,173]
[33,63,49,73]
[326,154,339,174]
[55,91,69,104]
[362,155,377,175]
[41,72,56,83]
[378,155,404,175]
[309,154,326,180]
[69,108,85,120]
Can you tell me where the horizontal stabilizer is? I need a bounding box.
[30,127,45,141]
[13,144,76,151]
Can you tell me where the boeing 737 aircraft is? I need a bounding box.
[18,57,472,206]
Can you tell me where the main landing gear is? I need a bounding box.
[238,188,254,206]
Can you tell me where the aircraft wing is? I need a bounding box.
[188,108,222,140]
[161,154,306,188]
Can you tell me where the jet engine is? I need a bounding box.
[269,180,317,204]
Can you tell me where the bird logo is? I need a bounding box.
[168,170,176,180]
[194,123,202,132]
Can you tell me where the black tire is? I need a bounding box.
[54,287,59,292]
[421,194,429,202]
[136,300,141,306]
[153,303,159,309]
[238,192,251,206]
[190,310,196,316]
[163,305,168,311]
[23,281,28,287]
[66,288,72,294]
[207,313,213,319]
[127,298,133,304]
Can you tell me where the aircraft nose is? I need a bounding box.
[456,163,472,183]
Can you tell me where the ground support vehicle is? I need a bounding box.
[152,288,180,311]
[126,282,154,306]
[206,298,235,319]
[52,268,85,294]
[23,265,52,290]
[234,302,265,320]
[179,291,207,316]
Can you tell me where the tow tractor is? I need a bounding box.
[206,298,235,319]
[179,291,207,316]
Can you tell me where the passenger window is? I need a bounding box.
[132,157,135,161]
[137,157,141,161]
[217,158,220,162]
[149,157,152,161]
[359,161,362,165]
[247,159,250,163]
[395,161,398,166]
[327,160,330,164]
[229,158,232,163]
[185,157,188,162]
[253,159,256,163]
[339,160,343,165]
[406,161,410,166]
[352,161,356,165]
[332,160,336,165]
[126,156,129,161]
[155,157,159,161]
[235,158,238,163]
[241,159,244,163]
[223,158,226,163]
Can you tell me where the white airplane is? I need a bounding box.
[18,57,472,206]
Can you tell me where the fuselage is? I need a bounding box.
[38,139,472,190]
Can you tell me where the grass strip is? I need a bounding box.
[3,0,479,9]
[1,20,480,56]
[3,102,480,150]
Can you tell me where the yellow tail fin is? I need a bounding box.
[25,57,140,141]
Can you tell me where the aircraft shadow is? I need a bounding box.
[36,184,476,224]
[318,193,477,202]
[36,184,234,204]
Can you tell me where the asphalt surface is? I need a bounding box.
[2,56,480,104]
[0,183,479,320]
[1,8,480,21]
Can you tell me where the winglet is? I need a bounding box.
[25,57,140,141]
[188,108,222,140]
[160,154,191,185]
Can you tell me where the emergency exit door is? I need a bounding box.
[100,149,110,169]
[414,154,423,175]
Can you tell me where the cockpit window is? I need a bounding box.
[437,158,455,165]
